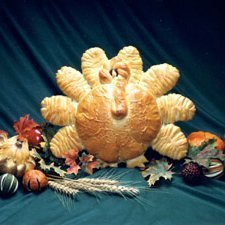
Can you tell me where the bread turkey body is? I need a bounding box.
[76,82,161,162]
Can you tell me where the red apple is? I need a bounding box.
[27,128,43,146]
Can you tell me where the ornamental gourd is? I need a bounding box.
[23,170,48,191]
[0,173,19,195]
[0,133,35,177]
[187,131,225,151]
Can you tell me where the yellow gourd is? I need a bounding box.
[0,135,35,177]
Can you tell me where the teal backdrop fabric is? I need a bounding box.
[0,0,225,224]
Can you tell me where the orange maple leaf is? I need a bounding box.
[62,149,79,166]
[66,164,81,175]
[62,149,80,175]
[13,115,39,141]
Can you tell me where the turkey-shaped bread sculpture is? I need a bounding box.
[41,46,196,165]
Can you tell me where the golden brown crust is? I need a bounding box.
[157,93,196,124]
[41,96,77,126]
[128,84,161,144]
[50,125,83,158]
[140,63,179,97]
[56,66,91,101]
[151,124,188,160]
[98,69,113,84]
[81,47,109,87]
[117,46,143,83]
[75,83,161,163]
[126,154,149,168]
[40,46,196,163]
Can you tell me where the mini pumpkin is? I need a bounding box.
[0,136,36,177]
[23,170,48,191]
[187,131,225,151]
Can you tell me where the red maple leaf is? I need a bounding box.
[62,149,80,175]
[13,115,39,141]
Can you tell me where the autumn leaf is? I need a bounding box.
[84,161,100,174]
[30,148,66,177]
[13,115,39,141]
[66,164,81,175]
[187,140,225,168]
[30,148,42,160]
[79,152,100,174]
[141,159,174,187]
[62,149,79,166]
[188,139,217,158]
[48,163,67,177]
[79,152,94,163]
[62,149,80,175]
[39,160,66,177]
[197,144,225,159]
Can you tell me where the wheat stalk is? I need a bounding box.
[59,179,139,196]
[48,181,79,198]
[91,183,139,196]
[76,177,119,185]
[48,174,140,199]
[62,180,102,193]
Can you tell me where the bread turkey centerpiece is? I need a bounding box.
[41,46,195,165]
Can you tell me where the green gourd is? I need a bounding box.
[0,173,19,195]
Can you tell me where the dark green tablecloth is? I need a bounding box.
[0,0,225,224]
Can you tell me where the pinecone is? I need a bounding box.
[181,162,203,184]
